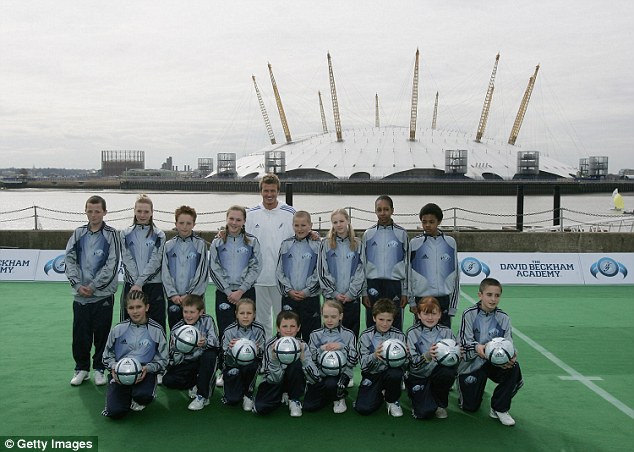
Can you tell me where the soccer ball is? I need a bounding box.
[485,337,515,366]
[380,339,407,368]
[435,338,460,367]
[232,338,258,366]
[173,325,200,354]
[115,357,143,385]
[275,336,301,365]
[319,350,347,376]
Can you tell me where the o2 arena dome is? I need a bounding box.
[208,51,578,181]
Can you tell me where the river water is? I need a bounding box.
[0,189,631,231]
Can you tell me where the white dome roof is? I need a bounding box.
[209,126,577,180]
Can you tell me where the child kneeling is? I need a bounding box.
[219,298,266,412]
[458,278,523,426]
[303,300,358,414]
[162,295,220,411]
[355,298,408,417]
[406,297,458,420]
[254,311,320,417]
[102,290,167,418]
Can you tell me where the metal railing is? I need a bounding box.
[1,205,633,232]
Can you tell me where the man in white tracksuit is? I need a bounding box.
[246,173,295,338]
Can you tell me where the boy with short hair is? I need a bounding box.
[458,278,523,426]
[254,311,320,417]
[162,295,220,411]
[354,298,407,417]
[408,203,459,327]
[276,211,322,341]
[162,205,209,329]
[66,195,120,386]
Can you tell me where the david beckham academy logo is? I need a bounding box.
[44,254,66,275]
[460,257,490,278]
[590,257,627,279]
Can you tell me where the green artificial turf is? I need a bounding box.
[0,283,632,452]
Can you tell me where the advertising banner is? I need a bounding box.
[0,249,39,281]
[458,252,585,285]
[578,253,634,285]
[1,250,126,282]
[2,250,630,286]
[35,250,69,282]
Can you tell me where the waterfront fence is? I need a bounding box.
[1,205,633,233]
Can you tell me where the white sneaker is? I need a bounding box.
[70,370,89,386]
[435,407,448,419]
[188,395,209,411]
[242,396,254,412]
[216,375,224,387]
[157,374,163,385]
[281,392,289,405]
[333,399,347,414]
[289,400,302,417]
[130,400,145,412]
[490,408,515,426]
[347,378,354,388]
[94,370,107,386]
[188,386,198,399]
[387,401,403,417]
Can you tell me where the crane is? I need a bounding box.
[252,75,276,145]
[508,64,540,145]
[475,53,500,143]
[268,62,292,143]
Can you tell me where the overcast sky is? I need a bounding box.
[1,0,633,172]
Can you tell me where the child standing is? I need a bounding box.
[303,300,358,414]
[406,297,458,420]
[163,294,220,411]
[458,278,523,426]
[355,298,407,417]
[254,311,320,417]
[318,209,365,338]
[362,195,408,331]
[162,205,209,330]
[209,205,262,338]
[408,203,459,327]
[65,195,120,387]
[219,298,266,412]
[120,194,166,330]
[277,211,322,341]
[101,290,168,418]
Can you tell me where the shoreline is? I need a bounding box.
[6,178,634,196]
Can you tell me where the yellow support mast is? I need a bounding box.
[268,62,292,143]
[327,52,343,142]
[476,53,500,143]
[409,48,420,141]
[375,93,380,128]
[508,64,540,145]
[432,91,439,130]
[252,75,276,145]
[318,91,328,134]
